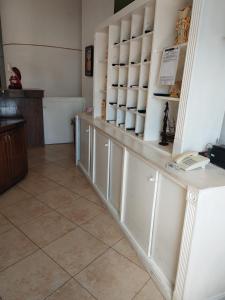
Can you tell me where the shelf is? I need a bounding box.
[130,62,141,67]
[147,140,173,155]
[142,60,151,65]
[137,112,146,117]
[128,87,139,91]
[98,60,107,64]
[118,106,126,112]
[154,96,180,102]
[112,31,154,48]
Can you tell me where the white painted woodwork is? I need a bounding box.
[79,0,225,298]
[94,0,225,157]
[123,151,158,254]
[77,113,225,300]
[93,129,110,198]
[79,118,90,174]
[152,174,186,286]
[109,141,124,215]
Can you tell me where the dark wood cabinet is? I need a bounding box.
[0,89,44,147]
[0,120,28,194]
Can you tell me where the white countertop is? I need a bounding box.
[77,113,225,190]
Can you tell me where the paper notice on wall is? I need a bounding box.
[159,47,180,86]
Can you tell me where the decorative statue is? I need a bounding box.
[175,6,192,45]
[159,102,169,146]
[8,66,22,89]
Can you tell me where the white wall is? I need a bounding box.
[0,0,82,97]
[82,0,114,107]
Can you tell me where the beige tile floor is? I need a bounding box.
[0,144,164,300]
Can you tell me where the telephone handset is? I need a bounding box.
[174,151,210,171]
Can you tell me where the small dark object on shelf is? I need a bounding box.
[119,104,126,107]
[126,128,135,131]
[122,39,127,42]
[120,84,127,87]
[144,59,148,62]
[138,109,146,113]
[109,102,117,105]
[130,62,136,64]
[112,84,118,87]
[112,63,119,66]
[145,29,151,34]
[132,36,136,39]
[120,63,126,66]
[114,42,119,45]
[154,93,171,97]
[127,106,137,110]
[159,102,169,146]
[143,85,148,89]
[209,145,225,169]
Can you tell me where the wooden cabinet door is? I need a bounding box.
[0,132,11,192]
[80,119,90,175]
[9,125,28,182]
[109,140,124,215]
[94,129,109,199]
[123,151,158,254]
[151,175,186,286]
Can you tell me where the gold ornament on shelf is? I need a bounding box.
[170,81,182,98]
[175,6,192,45]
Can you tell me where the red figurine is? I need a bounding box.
[8,66,22,89]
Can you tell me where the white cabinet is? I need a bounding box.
[109,140,124,215]
[94,129,110,199]
[151,175,186,286]
[123,151,158,254]
[80,118,91,175]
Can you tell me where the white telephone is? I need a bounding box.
[174,151,210,171]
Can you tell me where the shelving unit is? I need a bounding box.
[94,0,225,156]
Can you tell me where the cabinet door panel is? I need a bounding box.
[94,129,109,199]
[109,141,123,214]
[124,151,157,254]
[0,133,11,191]
[80,119,90,174]
[152,175,186,286]
[10,126,28,181]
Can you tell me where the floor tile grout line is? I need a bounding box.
[131,278,151,300]
[0,213,73,279]
[42,277,72,300]
[1,149,155,299]
[72,247,109,278]
[73,278,98,300]
[1,173,147,279]
[19,165,149,273]
[0,248,40,274]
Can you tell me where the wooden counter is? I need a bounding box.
[0,118,28,194]
[0,89,44,147]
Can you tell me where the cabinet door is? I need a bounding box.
[0,133,11,192]
[80,119,90,175]
[9,125,28,182]
[94,129,109,199]
[151,175,186,286]
[109,141,124,215]
[123,151,158,254]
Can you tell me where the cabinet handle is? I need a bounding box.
[104,143,109,147]
[147,176,155,182]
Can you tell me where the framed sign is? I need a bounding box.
[85,45,94,77]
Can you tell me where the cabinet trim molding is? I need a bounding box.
[173,186,199,300]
